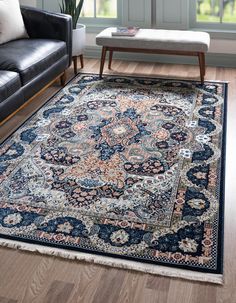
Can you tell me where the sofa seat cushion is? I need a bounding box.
[0,70,21,103]
[0,39,67,85]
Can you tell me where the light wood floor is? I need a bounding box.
[0,58,235,303]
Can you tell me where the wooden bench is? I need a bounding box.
[96,28,210,84]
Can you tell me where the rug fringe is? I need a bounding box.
[0,238,223,284]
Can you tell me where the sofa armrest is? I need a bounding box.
[21,6,72,66]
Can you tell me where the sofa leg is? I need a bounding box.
[79,54,84,69]
[73,57,78,74]
[60,72,66,86]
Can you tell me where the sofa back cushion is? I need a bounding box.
[0,0,28,45]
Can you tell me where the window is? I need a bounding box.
[82,0,117,18]
[190,0,236,30]
[197,0,236,23]
[80,0,121,26]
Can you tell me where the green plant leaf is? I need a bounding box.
[60,0,84,29]
[74,0,84,28]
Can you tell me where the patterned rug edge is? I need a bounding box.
[0,238,223,284]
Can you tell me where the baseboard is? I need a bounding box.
[84,45,236,68]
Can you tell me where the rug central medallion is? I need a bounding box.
[0,75,226,280]
[90,109,150,160]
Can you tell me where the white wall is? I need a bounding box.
[19,0,36,7]
[210,39,236,54]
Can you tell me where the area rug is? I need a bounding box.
[0,74,227,284]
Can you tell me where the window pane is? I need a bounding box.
[197,0,220,22]
[96,0,117,18]
[222,0,236,23]
[81,0,94,17]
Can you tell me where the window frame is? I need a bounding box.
[189,0,236,31]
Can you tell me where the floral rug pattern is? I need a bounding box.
[0,75,226,275]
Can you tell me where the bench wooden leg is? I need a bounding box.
[99,47,107,78]
[198,52,205,85]
[203,54,206,76]
[108,50,113,69]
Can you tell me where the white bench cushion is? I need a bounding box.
[96,28,210,53]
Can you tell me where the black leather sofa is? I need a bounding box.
[0,6,72,123]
